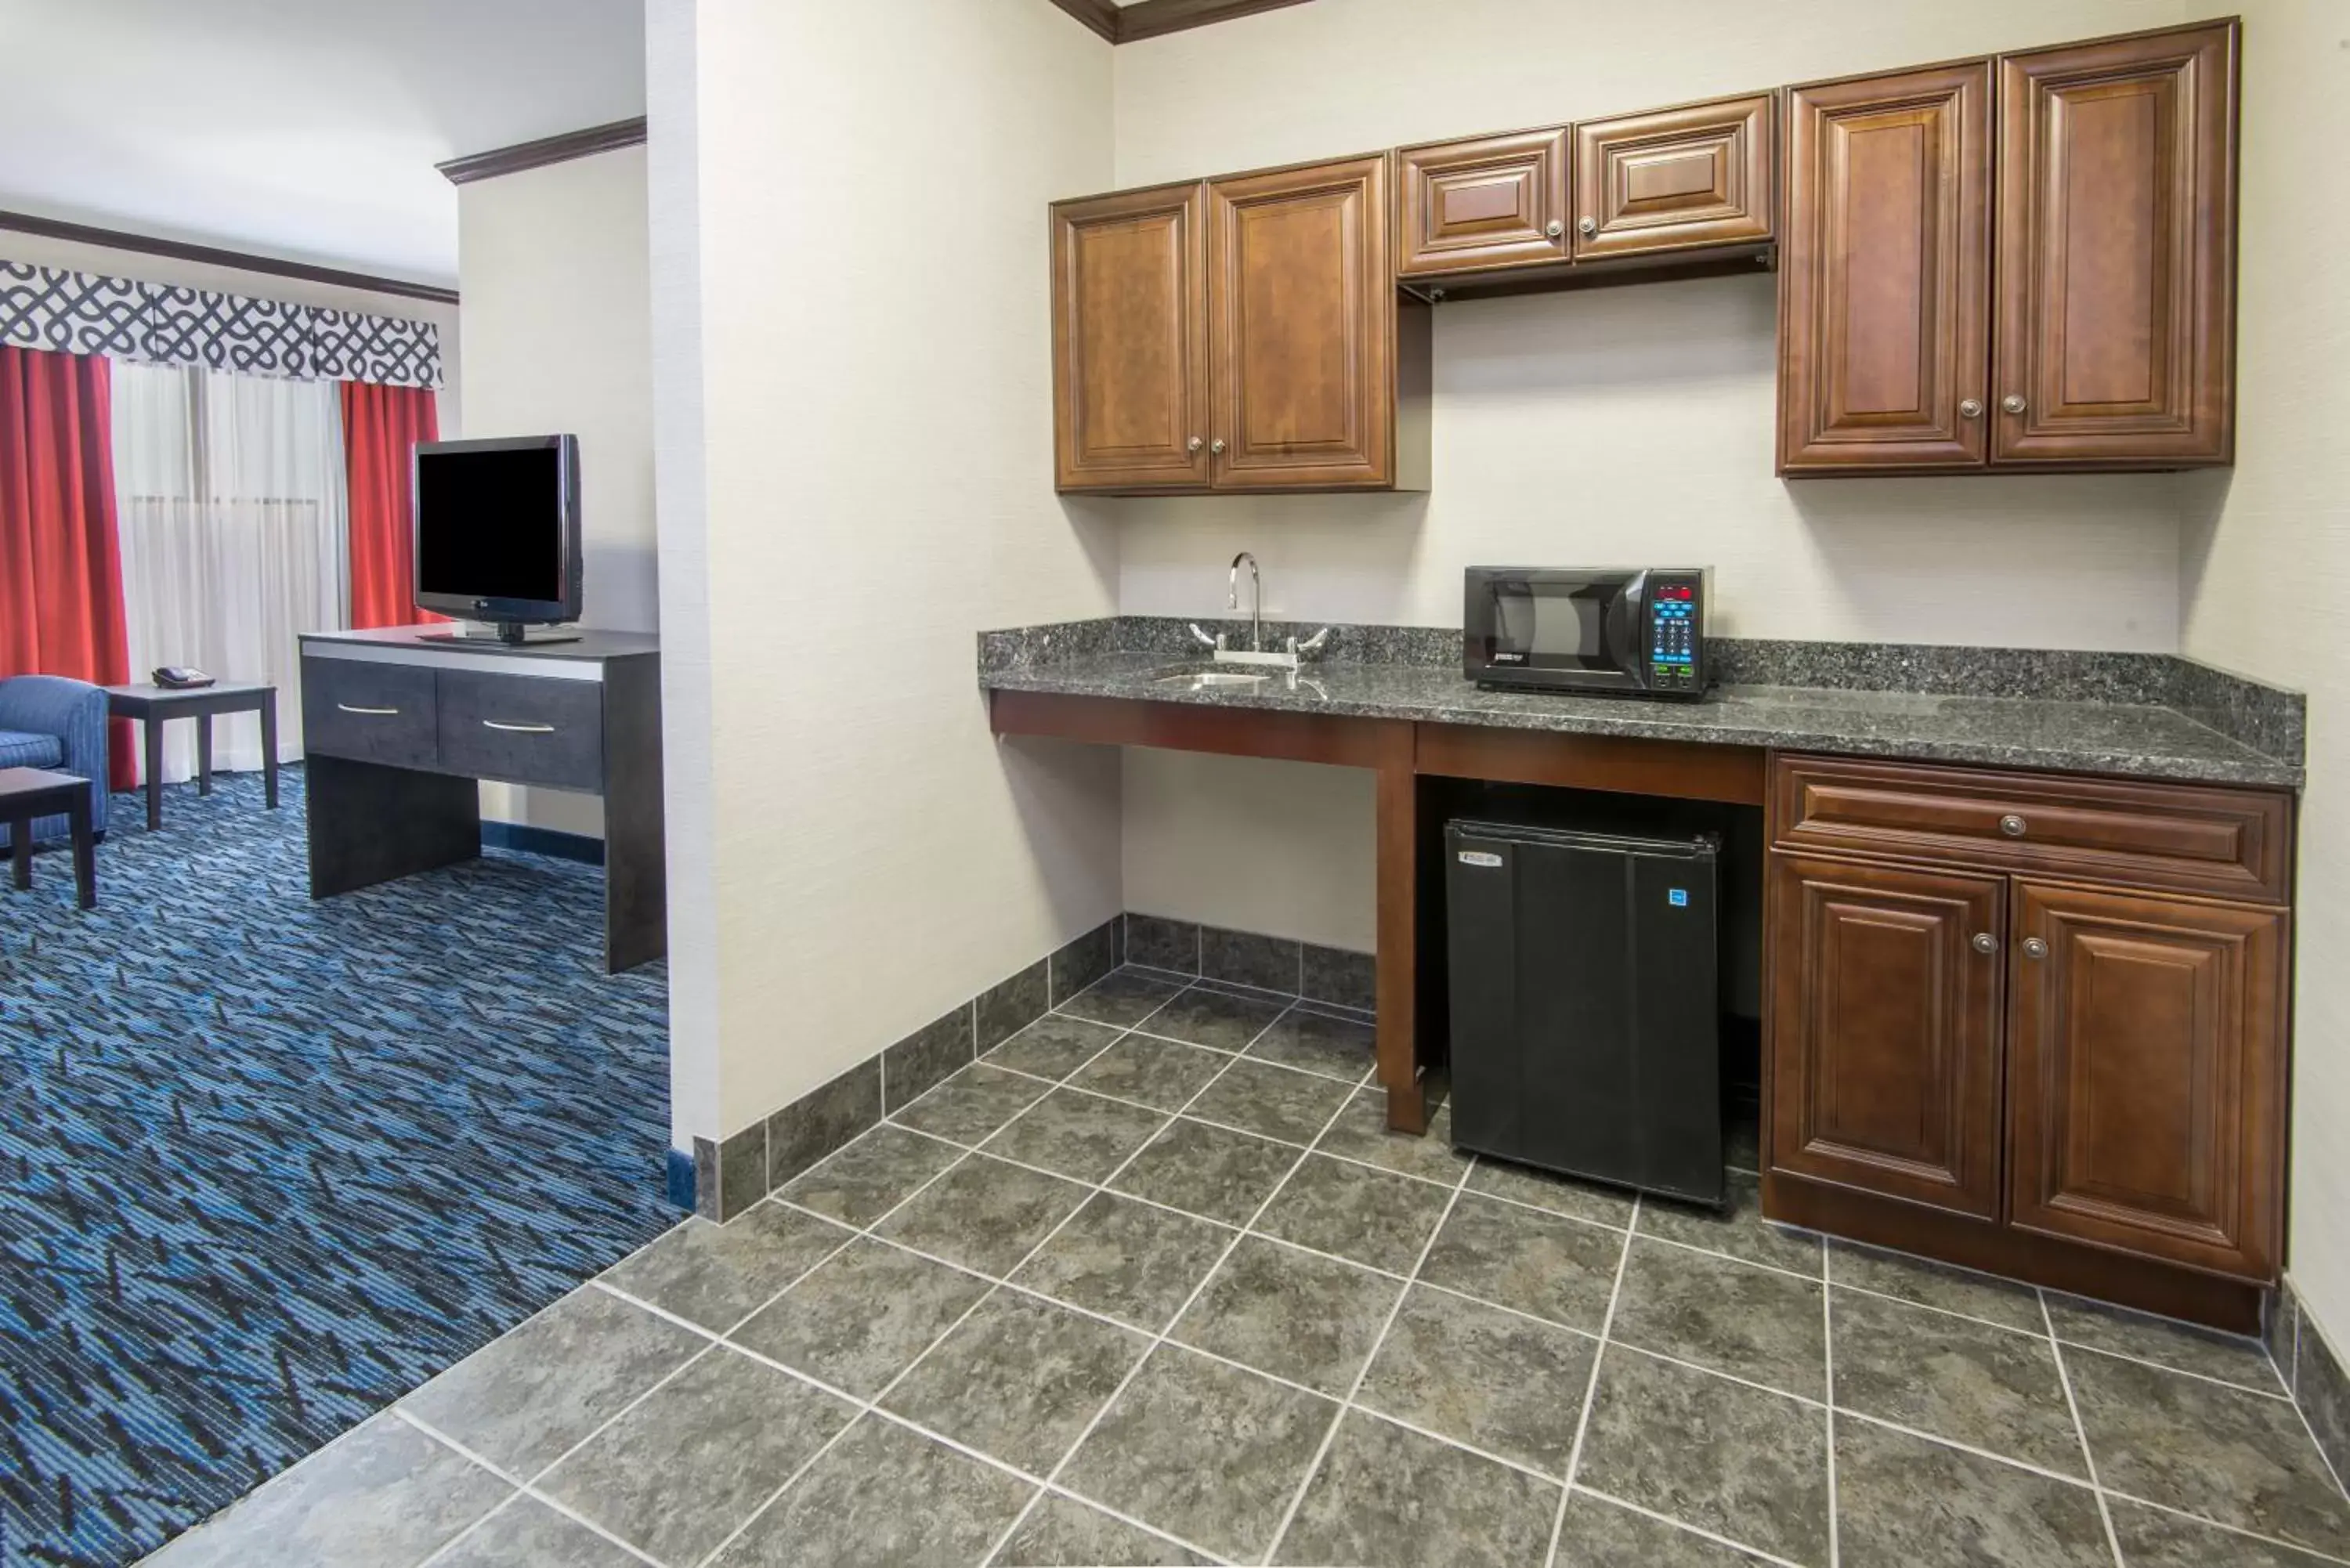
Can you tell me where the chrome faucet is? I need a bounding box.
[1230,551,1263,652]
[1179,551,1332,672]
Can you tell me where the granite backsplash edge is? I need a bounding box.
[977,617,2304,769]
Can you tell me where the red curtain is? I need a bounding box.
[0,345,136,789]
[340,381,443,628]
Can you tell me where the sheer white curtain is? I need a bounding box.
[111,362,349,782]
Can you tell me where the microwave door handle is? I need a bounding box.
[1610,574,1645,677]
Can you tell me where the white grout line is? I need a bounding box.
[2102,1487,2350,1566]
[1546,1193,1640,1568]
[1568,1486,1814,1568]
[2040,1289,2126,1568]
[972,1000,1326,1566]
[1256,1146,1480,1564]
[1822,1224,1840,1568]
[399,1407,670,1568]
[2054,1335,2301,1402]
[981,1046,1377,1566]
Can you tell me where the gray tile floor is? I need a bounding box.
[146,965,2350,1568]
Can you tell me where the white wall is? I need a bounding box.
[1110,0,2194,948]
[651,0,1119,1148]
[457,146,657,836]
[2176,0,2350,1379]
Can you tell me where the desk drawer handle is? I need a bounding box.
[483,719,556,735]
[337,703,400,717]
[1999,814,2028,838]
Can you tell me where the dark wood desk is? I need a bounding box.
[297,627,666,973]
[104,682,279,830]
[0,767,96,909]
[987,688,1764,1136]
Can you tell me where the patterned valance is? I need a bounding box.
[0,261,440,389]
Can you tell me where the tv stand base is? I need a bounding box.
[424,623,585,647]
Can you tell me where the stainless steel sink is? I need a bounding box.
[1155,670,1271,688]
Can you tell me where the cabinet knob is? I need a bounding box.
[1999,814,2027,838]
[1958,398,1983,419]
[1972,932,1998,955]
[2023,937,2050,960]
[2001,394,2028,415]
[1210,439,1226,455]
[1546,219,1566,240]
[1577,216,1599,236]
[1188,435,1204,453]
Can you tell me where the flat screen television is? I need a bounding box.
[412,435,582,644]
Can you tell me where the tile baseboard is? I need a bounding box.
[2274,1279,2350,1489]
[1120,912,1376,1014]
[680,912,1361,1220]
[685,914,1119,1222]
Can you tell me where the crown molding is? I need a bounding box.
[437,117,649,186]
[1047,0,1314,45]
[0,208,458,305]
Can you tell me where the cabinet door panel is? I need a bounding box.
[1779,63,1991,473]
[1397,128,1571,277]
[2008,883,2283,1279]
[1051,183,1209,492]
[1768,852,2005,1216]
[1994,23,2237,466]
[1209,157,1394,489]
[1573,94,1773,260]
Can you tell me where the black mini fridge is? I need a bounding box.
[1444,818,1724,1208]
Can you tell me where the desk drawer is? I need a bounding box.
[436,670,603,790]
[302,658,438,767]
[1772,755,2291,903]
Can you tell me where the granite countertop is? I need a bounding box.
[979,630,2305,789]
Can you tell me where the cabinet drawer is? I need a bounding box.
[1772,756,2291,903]
[436,671,604,791]
[301,657,438,768]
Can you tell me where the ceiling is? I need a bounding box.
[0,0,645,288]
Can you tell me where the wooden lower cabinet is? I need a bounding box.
[1765,756,2291,1316]
[2008,881,2286,1279]
[1767,853,2006,1218]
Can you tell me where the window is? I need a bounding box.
[110,362,349,780]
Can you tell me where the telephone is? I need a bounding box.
[152,667,215,690]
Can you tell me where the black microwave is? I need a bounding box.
[1464,567,1712,700]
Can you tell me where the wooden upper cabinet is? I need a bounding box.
[1572,94,1774,261]
[1397,128,1572,277]
[1050,182,1209,493]
[2007,882,2284,1280]
[1994,22,2240,468]
[1779,63,1993,474]
[1767,852,2007,1219]
[1209,156,1405,490]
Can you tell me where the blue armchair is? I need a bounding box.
[0,674,109,848]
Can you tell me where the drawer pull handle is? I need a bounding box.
[1972,932,1998,955]
[483,720,557,735]
[337,703,400,717]
[2023,937,2049,960]
[1999,814,2028,838]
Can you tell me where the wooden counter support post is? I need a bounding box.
[1374,721,1428,1132]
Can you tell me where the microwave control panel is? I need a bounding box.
[1646,577,1703,692]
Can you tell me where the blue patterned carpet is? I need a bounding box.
[0,767,675,1566]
